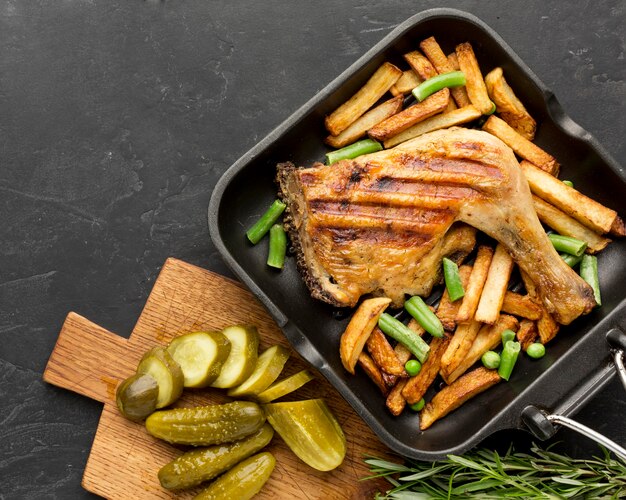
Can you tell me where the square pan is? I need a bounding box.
[209,8,626,459]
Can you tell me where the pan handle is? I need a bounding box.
[521,328,626,461]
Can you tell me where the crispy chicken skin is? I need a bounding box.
[278,127,595,324]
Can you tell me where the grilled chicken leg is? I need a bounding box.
[278,127,595,324]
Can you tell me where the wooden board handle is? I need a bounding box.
[44,312,133,403]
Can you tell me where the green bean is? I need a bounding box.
[486,101,496,115]
[561,252,583,268]
[412,71,466,102]
[548,233,587,257]
[580,254,601,306]
[246,200,286,244]
[325,139,382,165]
[377,313,430,363]
[562,180,574,188]
[526,343,546,359]
[404,296,444,338]
[501,329,516,345]
[498,341,521,381]
[442,257,465,302]
[404,359,422,377]
[267,224,287,269]
[481,351,501,369]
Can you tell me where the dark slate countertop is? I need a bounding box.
[1,1,624,498]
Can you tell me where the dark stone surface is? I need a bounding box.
[0,1,623,498]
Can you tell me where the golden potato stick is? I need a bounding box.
[384,105,481,148]
[610,216,626,237]
[386,378,408,416]
[419,366,501,430]
[339,297,391,374]
[436,264,472,331]
[520,269,538,298]
[501,291,542,320]
[475,244,515,325]
[381,332,417,389]
[390,70,421,96]
[532,195,611,253]
[357,352,389,395]
[483,116,559,175]
[456,245,494,323]
[445,314,518,384]
[403,50,437,80]
[366,327,407,376]
[419,36,471,108]
[368,88,450,142]
[325,96,403,149]
[485,67,536,140]
[455,42,492,115]
[537,307,560,344]
[394,341,414,362]
[402,334,451,405]
[325,62,402,136]
[440,319,482,380]
[517,319,538,351]
[520,160,618,234]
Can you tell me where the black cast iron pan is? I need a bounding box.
[208,8,626,460]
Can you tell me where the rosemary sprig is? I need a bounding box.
[365,444,626,499]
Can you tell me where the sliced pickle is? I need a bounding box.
[192,452,276,500]
[145,401,265,446]
[256,370,315,403]
[167,331,231,388]
[158,424,274,490]
[210,325,260,389]
[115,373,158,422]
[227,345,290,398]
[137,346,184,408]
[264,399,346,471]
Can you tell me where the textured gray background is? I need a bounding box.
[0,0,624,498]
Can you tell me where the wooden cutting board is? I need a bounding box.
[43,258,395,499]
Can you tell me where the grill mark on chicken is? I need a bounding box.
[277,128,596,324]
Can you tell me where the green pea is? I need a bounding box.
[409,398,425,412]
[405,359,422,377]
[527,343,546,359]
[481,351,501,369]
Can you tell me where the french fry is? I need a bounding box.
[340,297,391,374]
[419,36,471,107]
[366,327,407,376]
[436,264,472,331]
[384,105,481,148]
[532,195,611,253]
[611,216,626,237]
[517,319,538,351]
[403,51,437,80]
[501,291,542,320]
[386,378,409,416]
[368,88,450,141]
[390,70,421,96]
[484,67,536,140]
[521,160,618,234]
[325,62,402,136]
[520,271,560,341]
[455,42,492,115]
[445,314,518,384]
[475,244,515,325]
[419,367,501,430]
[440,318,483,379]
[537,307,560,344]
[483,116,559,175]
[382,333,417,389]
[402,334,451,405]
[325,96,403,149]
[357,352,389,395]
[456,245,494,323]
